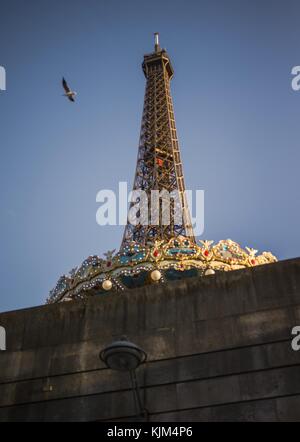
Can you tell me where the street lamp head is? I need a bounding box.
[100,337,147,372]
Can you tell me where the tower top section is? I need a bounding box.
[142,33,174,80]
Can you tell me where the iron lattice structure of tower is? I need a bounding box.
[121,34,195,247]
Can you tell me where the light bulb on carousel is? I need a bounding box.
[205,268,215,276]
[150,269,162,282]
[102,280,113,291]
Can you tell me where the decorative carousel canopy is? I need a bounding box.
[47,237,277,304]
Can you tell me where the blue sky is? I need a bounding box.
[0,0,300,312]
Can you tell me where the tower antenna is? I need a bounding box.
[154,32,160,52]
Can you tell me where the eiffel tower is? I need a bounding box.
[121,34,195,247]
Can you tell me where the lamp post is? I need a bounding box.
[100,337,147,419]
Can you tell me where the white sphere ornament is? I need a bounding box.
[150,270,162,281]
[102,280,113,291]
[205,268,215,276]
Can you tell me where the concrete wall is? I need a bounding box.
[0,258,300,422]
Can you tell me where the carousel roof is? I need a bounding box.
[47,237,277,303]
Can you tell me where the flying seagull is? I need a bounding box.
[62,77,77,102]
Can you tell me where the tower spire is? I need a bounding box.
[154,32,160,52]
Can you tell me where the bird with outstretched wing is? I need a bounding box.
[62,77,77,102]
